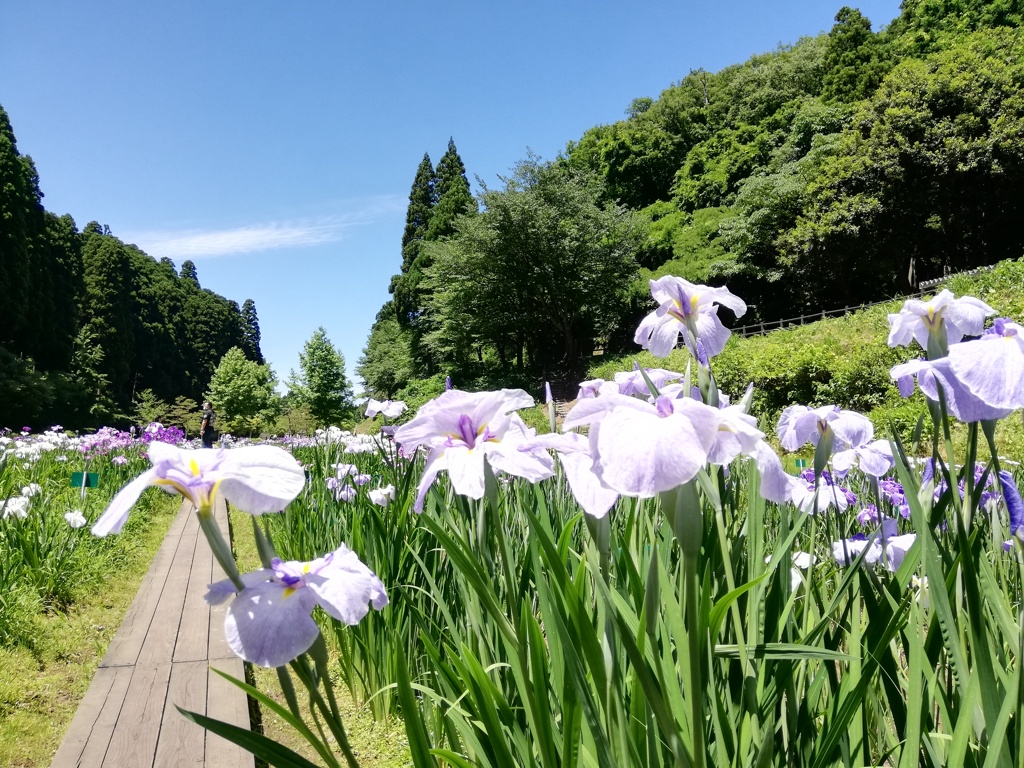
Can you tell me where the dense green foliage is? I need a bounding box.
[0,105,264,430]
[363,2,1024,399]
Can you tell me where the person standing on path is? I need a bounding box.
[201,401,217,448]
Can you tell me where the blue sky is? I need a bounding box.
[1,0,903,392]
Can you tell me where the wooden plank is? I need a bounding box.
[101,501,193,668]
[49,665,132,767]
[173,532,213,663]
[100,662,172,767]
[153,661,207,768]
[165,498,192,537]
[206,658,254,768]
[135,528,199,667]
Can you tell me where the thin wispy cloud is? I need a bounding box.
[124,195,404,260]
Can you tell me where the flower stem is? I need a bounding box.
[683,549,706,768]
[196,503,245,591]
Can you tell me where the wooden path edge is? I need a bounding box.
[50,498,254,768]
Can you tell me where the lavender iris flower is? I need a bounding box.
[947,318,1024,410]
[634,276,747,360]
[890,357,1012,423]
[887,290,995,349]
[205,544,388,668]
[92,442,306,537]
[393,388,555,511]
[832,439,893,477]
[857,503,879,526]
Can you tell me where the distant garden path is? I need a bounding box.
[51,498,252,768]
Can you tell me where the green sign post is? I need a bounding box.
[70,472,100,489]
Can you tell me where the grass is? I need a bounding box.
[228,506,411,768]
[0,489,181,768]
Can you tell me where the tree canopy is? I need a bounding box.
[361,3,1024,401]
[288,327,354,427]
[0,104,265,429]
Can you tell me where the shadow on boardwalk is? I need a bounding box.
[51,498,253,768]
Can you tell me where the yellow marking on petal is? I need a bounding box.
[282,587,296,599]
[690,294,700,313]
[190,458,201,476]
[302,563,311,574]
[154,478,191,498]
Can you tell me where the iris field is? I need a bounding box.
[5,278,1024,768]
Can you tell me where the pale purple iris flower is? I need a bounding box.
[634,276,747,360]
[522,432,618,519]
[946,318,1024,410]
[393,389,555,512]
[890,357,1013,422]
[92,442,306,537]
[333,484,357,503]
[205,544,388,668]
[562,392,721,497]
[613,367,684,397]
[365,399,408,419]
[887,290,994,349]
[777,405,873,453]
[832,518,915,572]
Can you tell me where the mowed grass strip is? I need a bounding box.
[0,490,181,768]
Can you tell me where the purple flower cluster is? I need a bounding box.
[139,423,185,445]
[879,478,910,519]
[78,427,135,458]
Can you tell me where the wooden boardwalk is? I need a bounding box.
[51,498,254,768]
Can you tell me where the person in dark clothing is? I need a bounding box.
[201,401,217,448]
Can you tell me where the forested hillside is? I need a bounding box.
[0,106,264,429]
[361,0,1024,399]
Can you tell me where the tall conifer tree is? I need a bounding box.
[427,138,475,241]
[390,153,436,323]
[240,298,264,364]
[180,260,200,287]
